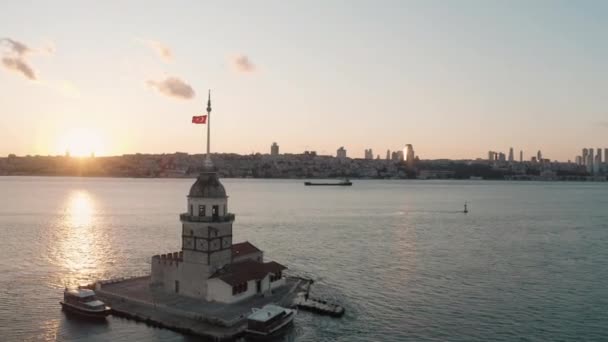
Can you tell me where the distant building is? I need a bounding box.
[391,150,404,162]
[270,142,279,156]
[508,147,514,163]
[498,152,506,162]
[386,150,390,161]
[364,148,373,160]
[575,156,583,165]
[537,150,542,161]
[582,148,588,166]
[488,151,496,162]
[337,147,347,159]
[587,148,594,173]
[405,144,415,167]
[519,150,523,163]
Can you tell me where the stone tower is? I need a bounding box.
[176,167,235,298]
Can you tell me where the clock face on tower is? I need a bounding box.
[182,237,193,249]
[196,239,208,251]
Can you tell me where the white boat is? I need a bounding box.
[60,288,111,319]
[245,304,296,338]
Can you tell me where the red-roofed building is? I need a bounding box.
[207,259,286,303]
[232,241,263,263]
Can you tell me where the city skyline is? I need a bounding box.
[2,1,608,160]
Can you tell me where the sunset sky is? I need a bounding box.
[1,1,607,160]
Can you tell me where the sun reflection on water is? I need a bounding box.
[49,190,110,288]
[67,191,94,228]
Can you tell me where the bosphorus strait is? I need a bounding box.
[1,177,607,341]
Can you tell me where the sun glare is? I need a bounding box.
[59,129,104,157]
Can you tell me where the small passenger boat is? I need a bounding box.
[60,288,111,319]
[245,304,296,338]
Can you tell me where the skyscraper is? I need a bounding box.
[583,148,588,167]
[587,148,594,173]
[537,150,542,161]
[364,149,373,160]
[405,144,415,167]
[508,147,514,163]
[594,149,601,174]
[519,150,523,163]
[488,151,496,161]
[270,142,279,156]
[386,150,390,161]
[498,152,506,162]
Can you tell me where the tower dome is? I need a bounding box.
[188,171,226,198]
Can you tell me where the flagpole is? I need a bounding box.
[204,89,213,169]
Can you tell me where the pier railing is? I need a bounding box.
[179,213,235,223]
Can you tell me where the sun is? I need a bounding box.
[59,128,104,157]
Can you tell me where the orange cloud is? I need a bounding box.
[146,77,195,99]
[142,39,173,62]
[232,54,255,73]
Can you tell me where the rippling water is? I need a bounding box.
[1,176,608,341]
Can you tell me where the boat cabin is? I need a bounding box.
[64,289,106,310]
[246,304,294,335]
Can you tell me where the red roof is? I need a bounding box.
[232,241,261,258]
[210,259,286,286]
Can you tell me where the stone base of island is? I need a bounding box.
[95,275,308,340]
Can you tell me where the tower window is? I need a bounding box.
[190,204,193,215]
[223,205,227,215]
[212,205,219,217]
[199,205,206,216]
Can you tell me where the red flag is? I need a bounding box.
[192,115,207,124]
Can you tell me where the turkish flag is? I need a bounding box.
[192,115,207,124]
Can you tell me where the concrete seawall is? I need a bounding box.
[95,275,306,340]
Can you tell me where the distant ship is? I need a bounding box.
[304,179,352,186]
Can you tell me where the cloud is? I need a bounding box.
[2,57,36,80]
[1,38,31,56]
[146,77,195,99]
[232,54,255,73]
[0,38,37,80]
[142,39,173,62]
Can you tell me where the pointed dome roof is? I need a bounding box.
[188,171,226,198]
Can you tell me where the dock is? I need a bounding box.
[94,275,307,341]
[294,295,345,317]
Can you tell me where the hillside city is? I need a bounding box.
[1,143,606,181]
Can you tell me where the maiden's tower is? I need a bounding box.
[94,92,305,340]
[151,91,286,303]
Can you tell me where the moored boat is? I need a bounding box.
[60,288,111,319]
[245,304,296,338]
